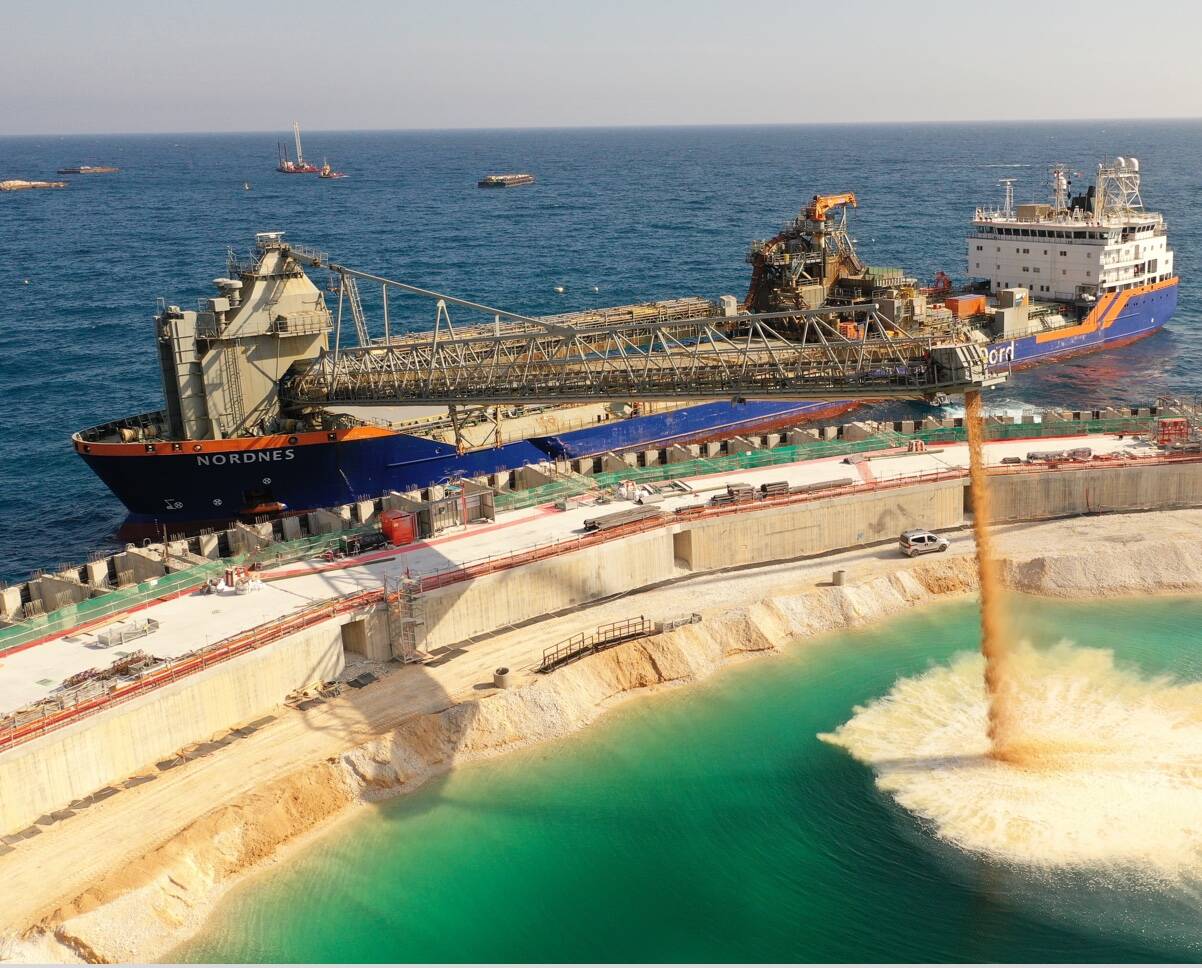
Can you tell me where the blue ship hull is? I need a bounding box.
[78,279,1177,532]
[83,399,857,530]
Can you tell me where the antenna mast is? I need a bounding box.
[293,122,305,166]
[1050,163,1069,212]
[998,178,1015,218]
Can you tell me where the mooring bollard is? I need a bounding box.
[493,667,513,689]
[832,569,846,587]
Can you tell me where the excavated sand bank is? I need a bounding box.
[13,523,1202,963]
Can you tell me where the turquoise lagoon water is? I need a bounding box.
[179,596,1202,963]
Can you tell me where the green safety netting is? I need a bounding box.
[590,417,1156,488]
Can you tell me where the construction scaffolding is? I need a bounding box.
[386,573,427,663]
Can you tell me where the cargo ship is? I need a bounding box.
[73,157,1177,533]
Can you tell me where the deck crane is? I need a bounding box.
[805,192,857,221]
[278,243,1004,410]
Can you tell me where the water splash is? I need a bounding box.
[821,642,1202,877]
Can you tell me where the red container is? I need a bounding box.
[380,510,416,546]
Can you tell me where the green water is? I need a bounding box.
[179,597,1202,963]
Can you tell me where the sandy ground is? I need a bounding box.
[7,506,1202,953]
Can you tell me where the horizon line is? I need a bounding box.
[3,115,1202,139]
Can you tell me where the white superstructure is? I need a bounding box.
[968,158,1174,303]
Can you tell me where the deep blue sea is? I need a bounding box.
[2,121,1200,580]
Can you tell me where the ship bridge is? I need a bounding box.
[280,245,1005,410]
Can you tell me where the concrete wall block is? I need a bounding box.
[684,481,964,573]
[32,574,90,612]
[418,530,676,652]
[311,508,348,536]
[0,586,21,621]
[280,516,303,541]
[197,533,220,559]
[354,500,377,525]
[641,449,661,468]
[0,624,345,834]
[666,444,699,464]
[84,560,109,589]
[841,422,876,442]
[727,436,758,454]
[514,463,557,490]
[764,433,782,449]
[114,549,167,583]
[598,452,630,473]
[786,429,820,446]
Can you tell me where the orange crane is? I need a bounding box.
[805,192,857,221]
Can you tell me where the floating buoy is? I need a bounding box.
[592,285,599,293]
[553,285,565,294]
[23,279,30,285]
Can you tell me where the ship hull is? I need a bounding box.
[78,278,1178,533]
[81,399,858,532]
[982,278,1177,372]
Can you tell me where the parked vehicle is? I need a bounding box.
[899,529,950,557]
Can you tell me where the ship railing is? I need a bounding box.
[288,243,328,266]
[270,311,333,336]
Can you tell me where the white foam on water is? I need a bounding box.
[821,643,1202,878]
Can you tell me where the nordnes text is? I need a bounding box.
[196,448,296,467]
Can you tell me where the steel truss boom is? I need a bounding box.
[281,245,1005,407]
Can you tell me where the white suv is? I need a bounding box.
[899,529,950,557]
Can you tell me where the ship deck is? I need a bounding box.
[0,432,1153,716]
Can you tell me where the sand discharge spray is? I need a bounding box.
[824,392,1202,880]
[964,390,1020,758]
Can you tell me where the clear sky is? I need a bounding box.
[3,0,1200,135]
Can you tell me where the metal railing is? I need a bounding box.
[538,616,654,673]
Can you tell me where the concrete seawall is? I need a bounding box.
[989,459,1202,522]
[6,458,1202,859]
[0,623,347,835]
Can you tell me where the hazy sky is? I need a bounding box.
[4,0,1201,135]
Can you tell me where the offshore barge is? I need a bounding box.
[73,157,1177,533]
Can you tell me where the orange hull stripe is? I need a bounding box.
[76,424,395,456]
[1035,276,1176,344]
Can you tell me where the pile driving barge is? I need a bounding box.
[73,157,1177,533]
[276,123,319,174]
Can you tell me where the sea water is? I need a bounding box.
[2,121,1202,578]
[179,596,1202,963]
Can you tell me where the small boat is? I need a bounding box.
[243,181,252,191]
[319,161,347,179]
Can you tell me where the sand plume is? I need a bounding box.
[965,390,1020,757]
[821,642,1202,877]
